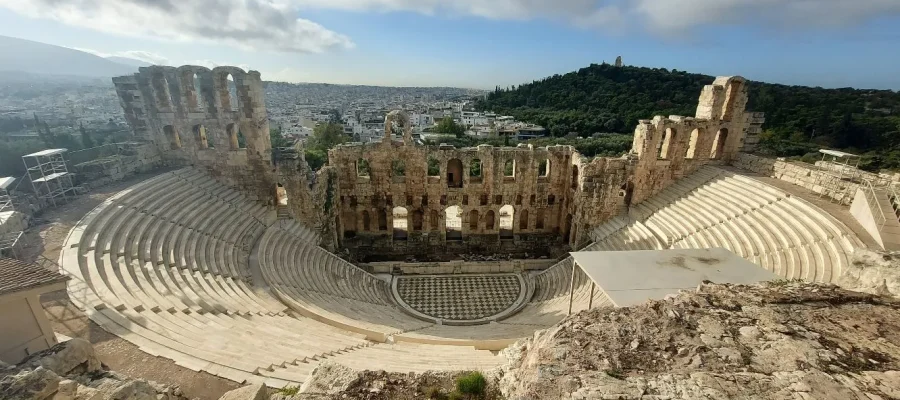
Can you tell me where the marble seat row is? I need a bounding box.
[632,167,861,283]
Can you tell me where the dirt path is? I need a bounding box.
[19,171,240,400]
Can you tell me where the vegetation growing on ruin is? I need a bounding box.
[303,123,348,171]
[424,134,633,159]
[476,63,900,170]
[431,117,467,137]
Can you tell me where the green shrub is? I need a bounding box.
[456,371,487,396]
[447,392,464,400]
[276,386,300,395]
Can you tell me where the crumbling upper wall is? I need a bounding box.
[113,65,275,204]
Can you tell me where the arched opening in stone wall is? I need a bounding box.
[412,210,423,231]
[519,210,529,230]
[151,72,171,109]
[722,81,743,121]
[469,159,482,182]
[392,207,408,240]
[503,159,515,178]
[392,160,406,177]
[357,159,371,177]
[227,123,245,149]
[711,128,728,159]
[163,125,181,149]
[686,128,701,159]
[447,159,463,188]
[620,181,634,207]
[192,124,210,149]
[342,211,357,238]
[536,209,545,229]
[362,210,371,231]
[479,193,488,206]
[429,210,439,230]
[485,210,496,230]
[659,128,676,159]
[548,194,556,205]
[275,183,288,206]
[192,73,205,111]
[469,210,479,230]
[571,166,579,190]
[378,210,388,231]
[564,214,574,243]
[427,158,440,177]
[538,159,550,177]
[499,205,514,240]
[445,206,462,241]
[226,73,239,112]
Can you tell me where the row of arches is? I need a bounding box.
[342,205,558,240]
[657,128,729,160]
[356,157,569,189]
[149,68,242,115]
[163,123,246,150]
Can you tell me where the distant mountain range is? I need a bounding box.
[0,35,147,78]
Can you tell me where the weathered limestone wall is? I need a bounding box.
[277,148,340,249]
[733,153,861,205]
[363,259,555,274]
[70,142,162,191]
[113,65,276,204]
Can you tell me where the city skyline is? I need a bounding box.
[0,1,898,89]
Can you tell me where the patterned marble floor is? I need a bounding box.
[395,274,522,321]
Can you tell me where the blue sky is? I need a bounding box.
[0,0,898,89]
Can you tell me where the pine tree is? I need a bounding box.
[80,122,95,148]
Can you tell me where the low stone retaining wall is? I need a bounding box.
[733,153,860,205]
[71,142,161,191]
[363,258,555,274]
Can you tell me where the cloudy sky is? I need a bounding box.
[0,0,898,89]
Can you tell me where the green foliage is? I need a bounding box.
[356,158,370,177]
[503,159,514,176]
[392,159,406,176]
[434,117,466,137]
[427,158,440,176]
[276,386,300,396]
[304,148,327,171]
[477,63,900,170]
[455,372,487,396]
[303,123,348,171]
[469,159,482,177]
[270,127,292,148]
[447,392,464,400]
[0,139,45,177]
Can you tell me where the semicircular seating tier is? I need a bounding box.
[58,168,504,388]
[625,166,862,283]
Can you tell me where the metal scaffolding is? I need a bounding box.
[23,149,76,208]
[0,176,13,214]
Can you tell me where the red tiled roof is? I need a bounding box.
[0,258,69,296]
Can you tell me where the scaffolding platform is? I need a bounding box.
[23,148,76,207]
[0,230,23,260]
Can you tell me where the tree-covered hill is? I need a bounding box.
[476,63,900,170]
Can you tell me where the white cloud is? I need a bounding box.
[189,60,252,72]
[75,48,172,65]
[293,0,900,34]
[0,0,354,53]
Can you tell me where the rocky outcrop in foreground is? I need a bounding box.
[499,281,900,399]
[0,338,188,400]
[839,250,900,297]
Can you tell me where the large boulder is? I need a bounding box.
[218,383,267,400]
[298,362,356,396]
[0,366,61,400]
[839,249,900,297]
[21,338,102,376]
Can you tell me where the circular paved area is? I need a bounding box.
[395,274,523,321]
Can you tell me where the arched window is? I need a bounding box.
[469,210,479,230]
[536,209,545,229]
[711,128,728,159]
[519,209,529,230]
[659,128,676,159]
[193,124,209,149]
[225,73,239,112]
[151,72,171,109]
[362,210,371,231]
[163,125,181,149]
[538,159,550,177]
[392,207,408,240]
[686,128,701,159]
[342,211,357,238]
[429,209,439,230]
[485,210,496,230]
[378,209,387,231]
[357,159,370,177]
[412,210,423,231]
[445,206,462,240]
[227,123,245,149]
[470,158,482,181]
[427,158,440,177]
[499,205,514,240]
[447,158,463,188]
[392,160,406,177]
[276,183,288,206]
[571,166,579,190]
[564,214,574,243]
[503,159,515,177]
